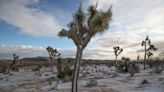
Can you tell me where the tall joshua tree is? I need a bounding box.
[113,46,123,64]
[46,46,60,72]
[58,3,112,92]
[141,36,157,70]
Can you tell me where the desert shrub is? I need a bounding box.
[116,61,128,73]
[0,66,8,73]
[154,64,163,73]
[57,59,73,81]
[86,79,97,87]
[0,61,8,73]
[142,79,149,84]
[149,59,164,73]
[148,61,153,68]
[32,66,41,71]
[57,71,64,78]
[11,66,19,72]
[117,60,139,77]
[129,63,140,72]
[155,67,163,73]
[111,72,117,78]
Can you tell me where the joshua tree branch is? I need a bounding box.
[58,29,71,38]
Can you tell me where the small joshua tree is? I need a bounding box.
[8,53,19,73]
[113,46,123,65]
[46,46,61,72]
[116,57,130,72]
[137,55,140,65]
[58,3,112,92]
[137,55,140,61]
[141,36,157,70]
[46,46,61,89]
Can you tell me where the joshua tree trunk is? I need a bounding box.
[144,42,147,70]
[115,55,118,66]
[72,47,83,92]
[48,53,53,72]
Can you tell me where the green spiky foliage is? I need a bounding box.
[58,3,112,92]
[8,53,19,73]
[47,46,60,60]
[113,46,123,65]
[147,51,153,60]
[141,36,157,70]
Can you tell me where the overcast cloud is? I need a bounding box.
[0,0,164,60]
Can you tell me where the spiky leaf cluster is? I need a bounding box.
[13,53,19,65]
[47,46,60,59]
[58,3,112,49]
[147,51,153,58]
[113,46,123,56]
[141,36,157,58]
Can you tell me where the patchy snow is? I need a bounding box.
[0,64,164,92]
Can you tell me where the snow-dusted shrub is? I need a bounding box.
[86,79,97,87]
[31,66,41,71]
[142,79,149,84]
[117,60,139,77]
[154,65,163,73]
[111,72,117,78]
[0,66,8,73]
[57,59,73,81]
[150,60,164,73]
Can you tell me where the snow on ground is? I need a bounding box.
[0,64,164,92]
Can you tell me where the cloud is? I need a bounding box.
[0,44,47,59]
[87,0,164,59]
[0,0,62,37]
[0,44,115,60]
[0,0,164,60]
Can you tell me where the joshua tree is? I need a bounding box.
[141,36,157,70]
[8,53,19,73]
[137,55,140,61]
[121,57,130,72]
[46,46,61,72]
[137,55,140,65]
[58,3,112,92]
[46,46,61,90]
[113,46,123,65]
